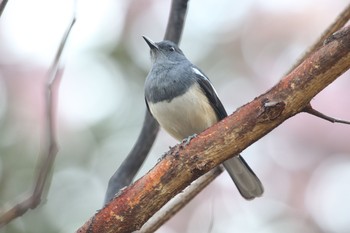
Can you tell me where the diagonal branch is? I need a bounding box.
[0,14,76,228]
[76,23,350,233]
[104,111,159,204]
[287,3,350,74]
[104,0,189,204]
[136,167,223,233]
[0,0,9,18]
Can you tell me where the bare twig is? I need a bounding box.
[104,0,189,204]
[137,167,223,233]
[0,13,76,228]
[77,18,350,233]
[303,105,350,125]
[0,0,9,18]
[303,23,350,124]
[287,3,350,74]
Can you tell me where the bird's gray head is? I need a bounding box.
[143,36,186,63]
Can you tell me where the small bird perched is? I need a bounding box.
[143,36,264,200]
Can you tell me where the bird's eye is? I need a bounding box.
[169,46,175,52]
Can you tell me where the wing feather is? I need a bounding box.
[192,67,227,120]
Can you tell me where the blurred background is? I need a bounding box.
[0,0,350,232]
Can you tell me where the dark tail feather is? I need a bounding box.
[223,155,264,200]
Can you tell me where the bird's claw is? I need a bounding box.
[182,134,197,146]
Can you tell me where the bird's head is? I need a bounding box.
[143,36,185,63]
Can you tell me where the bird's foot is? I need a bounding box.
[182,134,198,146]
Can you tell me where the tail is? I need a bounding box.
[223,155,264,200]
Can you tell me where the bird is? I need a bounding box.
[143,36,264,200]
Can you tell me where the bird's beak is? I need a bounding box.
[143,36,159,50]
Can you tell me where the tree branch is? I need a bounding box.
[136,167,223,233]
[164,0,188,43]
[287,3,350,74]
[77,24,350,233]
[104,111,159,203]
[0,14,76,228]
[0,0,9,18]
[104,0,189,204]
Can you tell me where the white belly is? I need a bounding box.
[148,83,218,141]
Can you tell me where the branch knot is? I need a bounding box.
[258,99,286,122]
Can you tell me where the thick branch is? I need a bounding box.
[77,24,350,233]
[164,0,188,43]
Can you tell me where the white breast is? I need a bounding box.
[148,83,218,141]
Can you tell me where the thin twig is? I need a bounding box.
[137,167,223,233]
[0,0,9,18]
[31,11,77,206]
[287,3,350,74]
[0,12,76,228]
[303,104,350,125]
[104,0,189,205]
